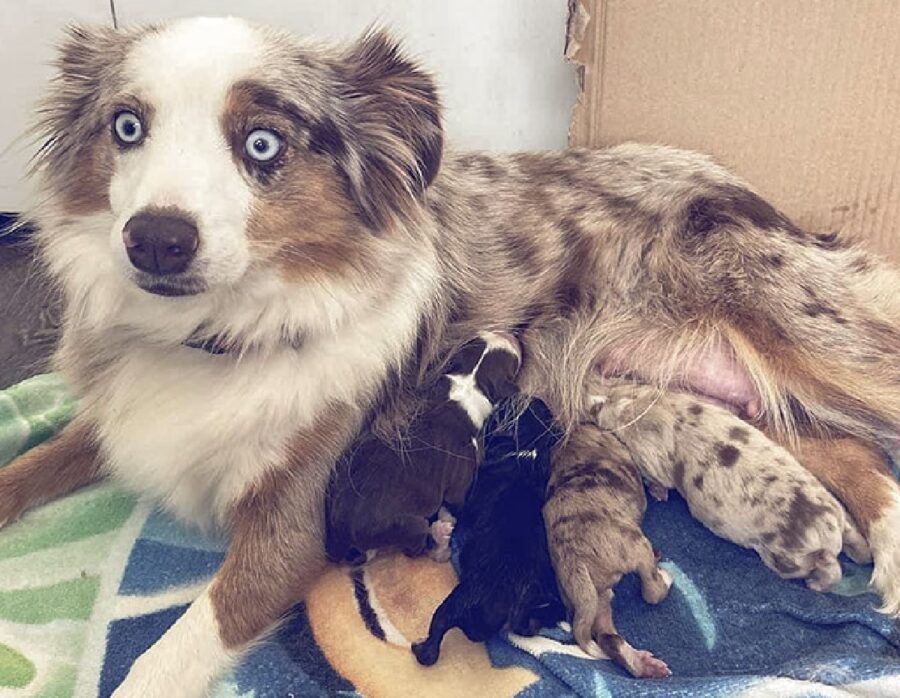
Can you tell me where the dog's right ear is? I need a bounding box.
[33,25,135,176]
[332,29,444,231]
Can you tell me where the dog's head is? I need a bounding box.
[32,18,442,304]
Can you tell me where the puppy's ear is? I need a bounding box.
[333,29,443,230]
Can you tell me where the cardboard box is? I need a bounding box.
[567,0,900,263]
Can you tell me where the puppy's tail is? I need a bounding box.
[556,560,601,658]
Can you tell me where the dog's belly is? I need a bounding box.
[603,341,760,418]
[86,345,366,527]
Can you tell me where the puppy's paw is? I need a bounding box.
[427,546,451,563]
[587,395,607,424]
[427,519,454,562]
[583,640,604,659]
[646,482,669,501]
[631,650,671,679]
[658,566,673,592]
[411,638,440,666]
[430,519,454,544]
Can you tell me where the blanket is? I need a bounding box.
[1,374,898,698]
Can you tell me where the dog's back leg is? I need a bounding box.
[573,192,900,442]
[411,586,465,666]
[593,589,670,679]
[552,559,602,658]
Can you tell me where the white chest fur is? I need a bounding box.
[75,270,435,529]
[87,334,380,527]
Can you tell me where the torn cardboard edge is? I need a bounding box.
[565,0,601,148]
[560,0,899,262]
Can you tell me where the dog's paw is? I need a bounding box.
[427,519,454,562]
[646,482,669,501]
[631,650,671,679]
[867,485,900,615]
[411,638,440,666]
[658,566,673,592]
[430,519,454,544]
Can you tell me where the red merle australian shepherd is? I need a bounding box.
[2,17,898,696]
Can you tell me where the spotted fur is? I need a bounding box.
[543,421,672,678]
[0,17,894,695]
[589,380,872,591]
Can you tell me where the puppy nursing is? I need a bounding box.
[326,332,521,563]
[544,421,673,678]
[590,380,872,590]
[413,399,566,666]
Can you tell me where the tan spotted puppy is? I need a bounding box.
[589,380,872,591]
[544,422,672,679]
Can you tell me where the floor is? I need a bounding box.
[0,218,60,389]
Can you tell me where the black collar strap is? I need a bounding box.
[182,334,232,355]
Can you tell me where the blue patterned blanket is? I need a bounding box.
[1,374,898,697]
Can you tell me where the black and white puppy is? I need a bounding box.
[326,332,521,564]
[412,398,566,666]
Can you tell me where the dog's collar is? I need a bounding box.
[182,334,233,355]
[182,331,305,356]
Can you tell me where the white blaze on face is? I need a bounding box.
[108,18,263,288]
[447,331,520,428]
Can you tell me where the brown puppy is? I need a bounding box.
[544,421,672,678]
[326,332,521,563]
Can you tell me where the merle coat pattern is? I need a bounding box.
[587,379,872,591]
[0,18,898,696]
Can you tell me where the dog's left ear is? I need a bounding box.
[333,29,443,230]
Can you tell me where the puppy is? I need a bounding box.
[326,332,521,563]
[412,399,566,666]
[590,380,872,590]
[544,420,672,678]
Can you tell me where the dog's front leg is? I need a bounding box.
[0,418,101,526]
[112,409,359,698]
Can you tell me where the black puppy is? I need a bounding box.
[412,399,566,665]
[326,332,522,564]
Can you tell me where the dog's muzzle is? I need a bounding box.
[122,209,205,296]
[123,209,198,275]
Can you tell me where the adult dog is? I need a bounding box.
[1,17,897,696]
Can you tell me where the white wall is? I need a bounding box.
[0,0,112,210]
[0,0,577,211]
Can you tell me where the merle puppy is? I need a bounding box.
[326,332,521,564]
[412,399,566,666]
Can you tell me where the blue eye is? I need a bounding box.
[244,129,283,162]
[113,111,144,145]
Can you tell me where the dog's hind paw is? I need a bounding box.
[868,485,900,615]
[427,519,454,562]
[411,638,440,666]
[631,650,671,679]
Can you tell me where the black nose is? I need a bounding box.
[123,210,199,275]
